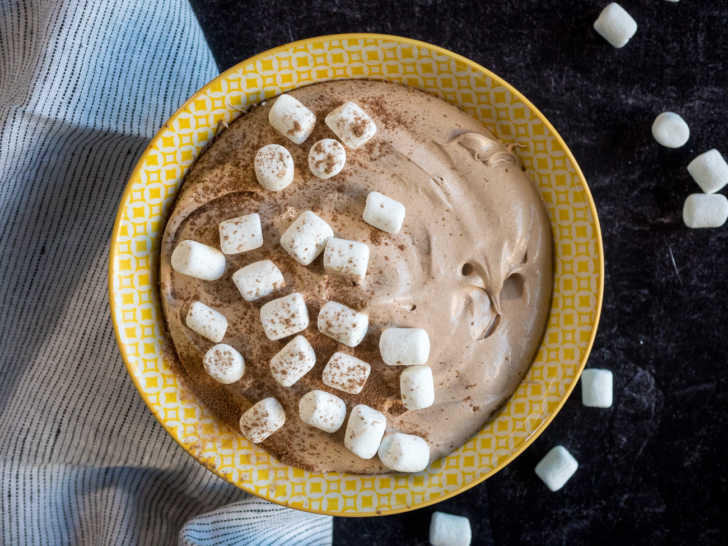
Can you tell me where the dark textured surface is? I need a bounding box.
[188,1,727,543]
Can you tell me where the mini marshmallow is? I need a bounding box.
[377,433,430,473]
[280,210,334,265]
[268,94,316,145]
[593,3,637,48]
[203,343,245,384]
[219,213,263,255]
[651,112,689,149]
[317,301,369,347]
[232,260,285,302]
[239,397,286,444]
[298,389,347,433]
[186,301,227,342]
[325,101,377,149]
[171,240,226,281]
[308,138,346,179]
[687,149,728,193]
[322,352,371,394]
[379,327,430,366]
[270,335,316,387]
[259,293,309,341]
[254,144,294,191]
[581,368,613,408]
[429,512,472,546]
[534,445,579,492]
[323,237,370,280]
[344,404,387,459]
[363,191,406,234]
[682,193,728,229]
[400,365,435,410]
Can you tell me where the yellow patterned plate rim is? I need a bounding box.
[109,33,604,517]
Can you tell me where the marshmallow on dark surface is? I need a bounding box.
[185,301,227,342]
[687,149,728,194]
[269,335,316,387]
[322,352,371,394]
[581,368,613,408]
[218,213,263,255]
[429,511,472,546]
[171,240,226,281]
[232,259,285,302]
[280,210,334,265]
[259,293,309,341]
[682,193,728,228]
[267,93,316,145]
[202,343,245,384]
[377,432,430,473]
[593,3,637,48]
[363,191,406,234]
[379,327,430,365]
[400,365,435,410]
[323,237,370,280]
[239,397,286,444]
[317,301,369,347]
[344,404,387,459]
[651,112,689,149]
[298,390,347,433]
[324,101,377,149]
[535,445,579,492]
[308,138,346,179]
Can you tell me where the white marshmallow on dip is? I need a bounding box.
[323,237,370,281]
[239,397,286,444]
[298,390,347,433]
[400,365,435,410]
[259,293,309,341]
[268,94,316,145]
[280,210,334,266]
[317,301,369,347]
[377,432,430,473]
[232,259,285,302]
[254,144,295,191]
[308,138,346,179]
[322,352,371,395]
[185,301,227,342]
[363,191,406,234]
[379,327,430,366]
[219,213,263,255]
[325,101,377,149]
[269,335,316,387]
[202,343,245,384]
[344,404,387,459]
[171,240,226,281]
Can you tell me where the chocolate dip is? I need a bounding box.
[159,79,553,473]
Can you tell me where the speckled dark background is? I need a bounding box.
[188,1,727,543]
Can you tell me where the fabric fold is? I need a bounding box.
[0,1,332,544]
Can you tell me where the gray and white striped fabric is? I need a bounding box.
[0,1,332,544]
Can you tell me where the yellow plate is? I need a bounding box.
[109,33,603,517]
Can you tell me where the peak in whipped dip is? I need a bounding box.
[159,79,553,474]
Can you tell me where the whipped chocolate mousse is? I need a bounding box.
[159,79,553,473]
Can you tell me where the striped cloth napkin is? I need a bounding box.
[0,1,332,544]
